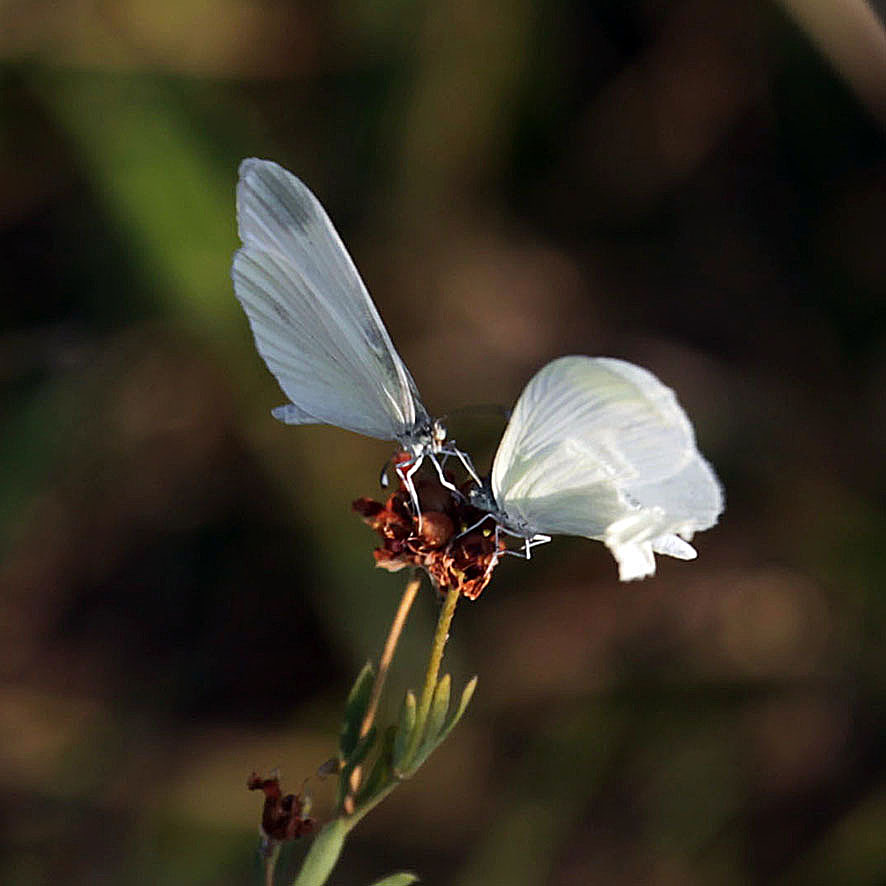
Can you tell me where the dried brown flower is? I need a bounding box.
[247,771,315,843]
[353,454,503,599]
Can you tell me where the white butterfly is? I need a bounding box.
[232,158,478,503]
[469,356,723,580]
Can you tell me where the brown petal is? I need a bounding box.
[374,549,410,572]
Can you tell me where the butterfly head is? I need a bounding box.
[430,418,447,451]
[468,481,497,514]
[401,417,447,457]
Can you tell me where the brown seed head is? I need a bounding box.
[248,771,314,842]
[353,454,503,599]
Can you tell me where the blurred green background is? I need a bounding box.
[2,1,885,884]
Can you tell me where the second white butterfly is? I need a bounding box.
[469,355,724,581]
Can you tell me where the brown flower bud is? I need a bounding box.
[412,479,453,514]
[418,511,455,548]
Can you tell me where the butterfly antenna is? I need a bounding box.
[439,403,510,421]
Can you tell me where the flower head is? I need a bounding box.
[353,454,503,599]
[247,771,314,846]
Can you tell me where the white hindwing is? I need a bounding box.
[491,356,723,577]
[232,158,427,441]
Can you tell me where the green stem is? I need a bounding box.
[400,585,460,771]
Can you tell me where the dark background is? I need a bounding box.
[2,1,885,883]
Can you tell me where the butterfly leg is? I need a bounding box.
[494,528,550,560]
[442,444,482,486]
[457,511,496,539]
[524,533,551,560]
[397,455,425,531]
[486,524,526,566]
[428,452,464,498]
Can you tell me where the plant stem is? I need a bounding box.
[264,841,281,886]
[400,585,460,770]
[346,570,422,806]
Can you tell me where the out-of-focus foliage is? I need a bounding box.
[1,1,885,884]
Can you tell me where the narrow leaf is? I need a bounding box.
[357,725,396,804]
[368,874,420,886]
[423,674,451,748]
[340,662,374,760]
[292,819,348,886]
[438,676,478,744]
[392,690,417,769]
[404,677,478,773]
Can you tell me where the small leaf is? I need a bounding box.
[438,676,478,744]
[340,662,374,760]
[404,677,477,773]
[423,674,451,748]
[368,873,420,886]
[357,725,396,804]
[292,818,348,886]
[392,690,417,769]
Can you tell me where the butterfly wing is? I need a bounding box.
[232,158,428,441]
[491,356,723,579]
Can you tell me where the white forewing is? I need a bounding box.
[232,158,427,441]
[491,356,723,578]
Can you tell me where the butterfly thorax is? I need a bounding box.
[468,483,496,513]
[468,483,537,538]
[497,510,536,538]
[399,417,447,457]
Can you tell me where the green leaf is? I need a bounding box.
[368,874,420,886]
[340,662,375,761]
[423,674,451,748]
[357,726,396,804]
[392,690,417,769]
[438,676,477,745]
[292,819,348,886]
[405,676,477,773]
